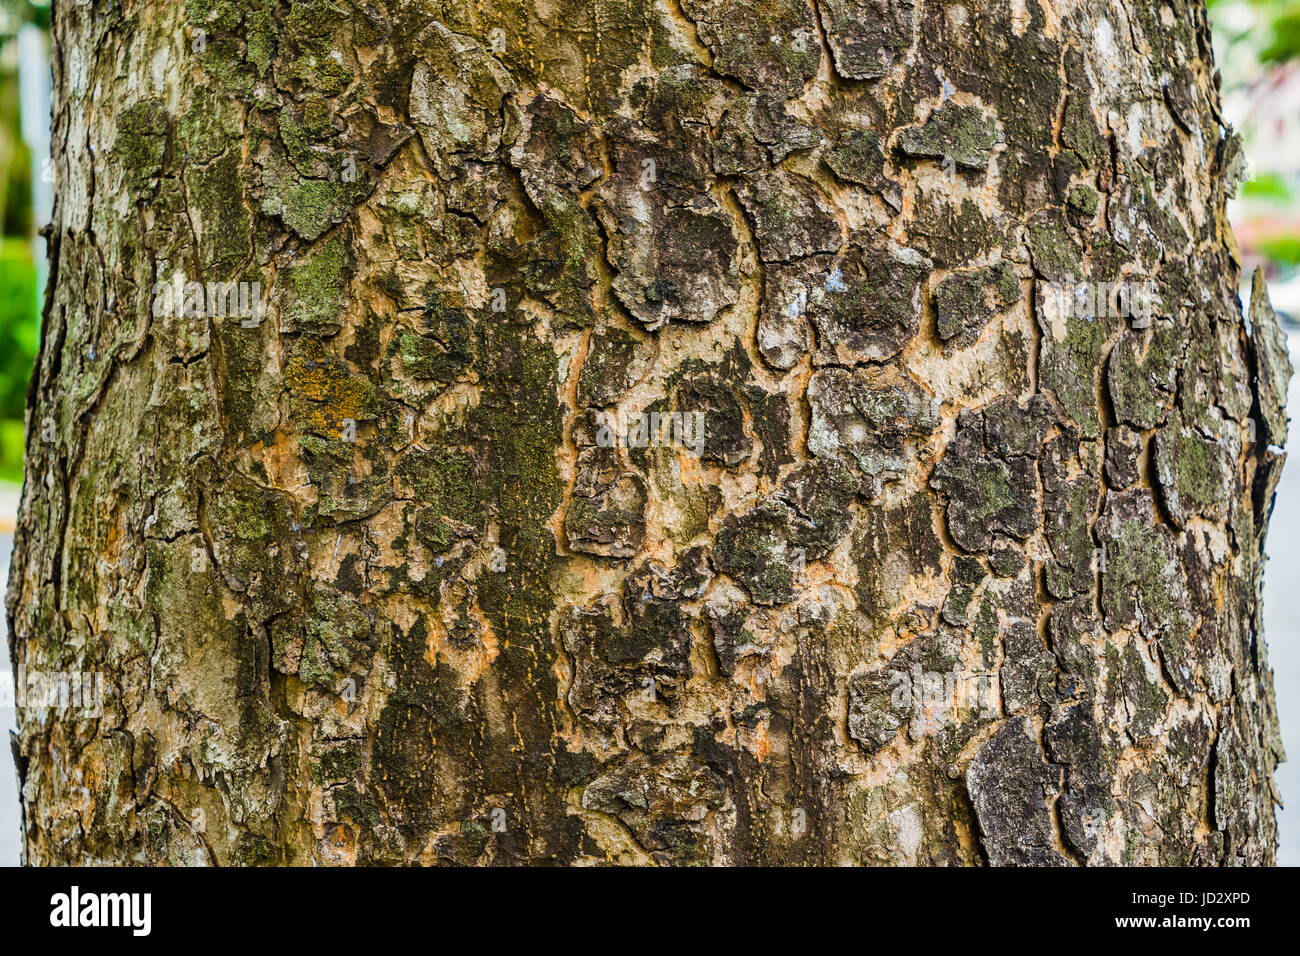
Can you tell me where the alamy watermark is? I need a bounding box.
[152,272,267,327]
[1,667,105,717]
[595,408,706,458]
[889,662,998,732]
[1042,279,1160,327]
[49,886,151,936]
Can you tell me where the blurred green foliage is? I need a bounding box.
[0,419,21,485]
[1244,171,1296,201]
[0,239,35,411]
[0,1,47,31]
[1209,0,1300,64]
[0,2,41,487]
[1258,234,1300,264]
[1261,9,1300,62]
[0,240,35,484]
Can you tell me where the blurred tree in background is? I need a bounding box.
[1211,0,1300,303]
[1257,1,1300,62]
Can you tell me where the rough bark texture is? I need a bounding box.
[7,0,1288,865]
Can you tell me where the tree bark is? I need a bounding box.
[7,0,1288,865]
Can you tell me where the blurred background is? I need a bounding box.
[0,0,1296,866]
[1213,0,1300,869]
[0,0,47,869]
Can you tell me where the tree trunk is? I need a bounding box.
[7,0,1287,866]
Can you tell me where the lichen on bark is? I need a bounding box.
[5,0,1286,866]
